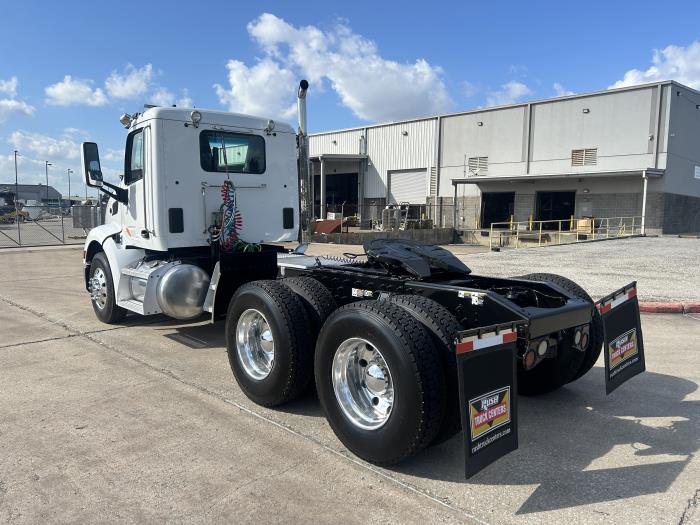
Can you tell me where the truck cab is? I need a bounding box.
[83,106,300,321]
[95,107,298,250]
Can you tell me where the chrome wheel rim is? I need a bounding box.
[332,338,394,430]
[90,267,108,310]
[236,309,275,380]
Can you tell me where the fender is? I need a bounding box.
[83,223,145,292]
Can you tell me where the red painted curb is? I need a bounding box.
[638,302,700,314]
[683,302,700,313]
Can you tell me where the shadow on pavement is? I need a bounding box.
[392,367,698,514]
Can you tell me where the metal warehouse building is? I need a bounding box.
[0,184,62,203]
[308,81,700,235]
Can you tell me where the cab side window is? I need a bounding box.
[125,129,144,184]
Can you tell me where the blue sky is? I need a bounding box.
[2,0,700,196]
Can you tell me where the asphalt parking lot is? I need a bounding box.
[1,243,699,524]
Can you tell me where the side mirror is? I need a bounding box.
[81,142,104,187]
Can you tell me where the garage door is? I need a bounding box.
[389,169,428,204]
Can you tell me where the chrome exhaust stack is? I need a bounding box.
[297,79,309,136]
[297,79,311,241]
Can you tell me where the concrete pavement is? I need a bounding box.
[0,245,699,524]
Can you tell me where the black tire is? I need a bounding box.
[388,295,461,445]
[281,276,337,334]
[225,280,314,407]
[315,300,445,465]
[89,252,126,324]
[515,273,601,395]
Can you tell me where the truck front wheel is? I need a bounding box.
[315,301,445,465]
[225,280,314,407]
[89,252,126,324]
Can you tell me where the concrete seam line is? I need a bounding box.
[0,293,491,525]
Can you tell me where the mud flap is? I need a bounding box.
[456,321,525,479]
[596,282,646,394]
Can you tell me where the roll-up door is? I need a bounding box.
[389,169,428,204]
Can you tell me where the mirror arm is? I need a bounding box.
[98,181,128,204]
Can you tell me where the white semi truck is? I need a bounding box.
[81,81,645,474]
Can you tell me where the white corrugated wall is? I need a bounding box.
[365,118,437,198]
[309,130,365,157]
[308,119,437,200]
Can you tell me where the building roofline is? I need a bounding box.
[451,168,664,185]
[310,80,695,138]
[309,153,367,161]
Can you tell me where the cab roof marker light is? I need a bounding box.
[119,114,133,129]
[190,111,202,128]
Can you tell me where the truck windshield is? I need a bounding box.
[200,131,266,174]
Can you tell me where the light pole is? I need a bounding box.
[67,168,73,205]
[14,150,21,244]
[44,161,52,204]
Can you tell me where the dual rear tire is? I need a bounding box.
[225,278,456,465]
[225,279,317,407]
[314,300,446,465]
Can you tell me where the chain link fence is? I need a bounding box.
[0,203,105,248]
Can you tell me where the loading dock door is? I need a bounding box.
[314,172,359,217]
[536,191,575,230]
[481,192,515,229]
[389,169,428,204]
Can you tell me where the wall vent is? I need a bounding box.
[468,156,488,175]
[572,148,597,166]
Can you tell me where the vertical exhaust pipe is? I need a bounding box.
[297,80,311,242]
[297,79,309,136]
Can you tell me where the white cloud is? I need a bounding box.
[610,41,700,90]
[102,148,124,163]
[486,81,533,106]
[105,64,154,99]
[0,76,18,97]
[148,87,194,108]
[216,13,453,122]
[215,58,298,120]
[0,138,122,196]
[553,82,575,97]
[462,81,478,98]
[62,127,90,138]
[0,76,35,124]
[45,75,108,107]
[8,130,80,160]
[177,89,194,108]
[0,99,35,124]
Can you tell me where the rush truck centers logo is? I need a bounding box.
[469,386,511,440]
[608,328,638,369]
